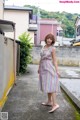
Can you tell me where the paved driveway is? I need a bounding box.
[2,65,77,120]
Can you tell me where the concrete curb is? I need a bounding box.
[60,81,80,109]
[60,77,80,79]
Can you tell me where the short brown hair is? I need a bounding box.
[45,33,55,45]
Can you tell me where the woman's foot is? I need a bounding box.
[41,102,52,106]
[48,104,59,113]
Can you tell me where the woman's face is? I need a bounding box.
[46,38,52,45]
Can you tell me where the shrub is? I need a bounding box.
[19,32,33,73]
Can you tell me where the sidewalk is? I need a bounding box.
[59,66,80,79]
[2,65,79,120]
[60,78,80,109]
[59,66,80,109]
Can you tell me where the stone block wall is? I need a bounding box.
[31,46,80,66]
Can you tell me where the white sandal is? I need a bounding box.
[49,104,59,113]
[41,102,52,106]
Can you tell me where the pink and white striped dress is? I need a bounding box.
[39,46,60,93]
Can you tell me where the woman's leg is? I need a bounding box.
[47,93,52,103]
[49,92,59,113]
[41,93,52,106]
[52,93,57,105]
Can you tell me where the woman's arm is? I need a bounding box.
[38,59,41,74]
[52,48,60,76]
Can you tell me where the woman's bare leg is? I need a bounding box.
[42,93,52,106]
[49,92,59,113]
[52,93,57,105]
[47,93,52,103]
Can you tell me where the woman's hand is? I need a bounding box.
[38,69,40,74]
[38,60,41,74]
[56,71,60,78]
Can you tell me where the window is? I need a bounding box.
[29,14,37,24]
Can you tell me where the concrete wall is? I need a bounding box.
[31,46,80,66]
[0,34,5,103]
[0,0,4,19]
[56,46,80,66]
[0,34,19,110]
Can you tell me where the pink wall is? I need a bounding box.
[40,24,57,42]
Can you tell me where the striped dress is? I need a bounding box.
[39,45,60,93]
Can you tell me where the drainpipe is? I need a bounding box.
[13,25,16,85]
[51,23,53,34]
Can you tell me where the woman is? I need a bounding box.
[38,33,60,113]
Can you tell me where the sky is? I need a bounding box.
[5,0,80,14]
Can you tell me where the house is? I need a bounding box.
[38,19,63,46]
[69,16,80,46]
[75,16,80,41]
[4,5,37,44]
[0,0,4,19]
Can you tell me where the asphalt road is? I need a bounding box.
[2,65,79,120]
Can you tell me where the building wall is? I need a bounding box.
[28,31,34,44]
[76,19,80,40]
[4,10,29,39]
[31,46,80,66]
[40,24,57,41]
[76,19,80,26]
[0,34,19,110]
[0,0,4,19]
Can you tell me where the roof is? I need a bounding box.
[0,19,15,32]
[4,5,33,12]
[57,26,63,30]
[6,37,20,43]
[28,27,37,31]
[40,19,59,25]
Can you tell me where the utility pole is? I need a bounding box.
[61,18,64,46]
[0,0,4,19]
[37,6,40,46]
[3,0,8,19]
[3,0,5,19]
